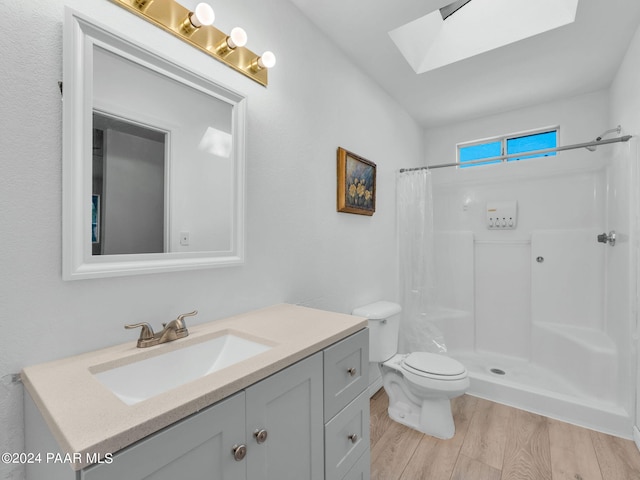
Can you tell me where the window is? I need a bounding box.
[458,128,558,168]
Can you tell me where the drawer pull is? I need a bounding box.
[254,429,268,444]
[232,444,247,461]
[348,433,359,444]
[347,367,357,376]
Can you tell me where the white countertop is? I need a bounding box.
[21,304,366,470]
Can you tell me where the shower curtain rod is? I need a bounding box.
[399,134,633,173]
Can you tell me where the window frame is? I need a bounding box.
[456,126,560,169]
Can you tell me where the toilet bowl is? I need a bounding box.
[353,301,469,439]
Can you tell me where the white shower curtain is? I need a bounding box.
[397,170,447,354]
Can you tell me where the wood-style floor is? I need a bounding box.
[370,389,640,480]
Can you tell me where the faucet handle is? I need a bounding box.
[177,310,198,323]
[125,322,155,341]
[173,310,198,329]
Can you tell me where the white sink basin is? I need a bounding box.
[93,333,272,405]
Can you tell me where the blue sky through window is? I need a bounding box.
[459,141,502,168]
[458,128,558,168]
[507,131,557,161]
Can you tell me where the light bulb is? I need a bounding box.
[258,51,276,69]
[227,27,248,49]
[190,3,215,27]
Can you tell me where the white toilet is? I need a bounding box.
[353,301,469,439]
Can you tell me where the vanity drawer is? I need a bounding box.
[323,328,369,420]
[324,389,370,480]
[342,449,370,480]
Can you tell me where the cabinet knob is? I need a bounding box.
[348,433,358,444]
[232,444,247,461]
[347,367,357,376]
[254,429,268,444]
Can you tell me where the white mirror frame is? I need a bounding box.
[62,3,246,280]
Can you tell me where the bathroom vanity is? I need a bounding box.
[22,305,369,480]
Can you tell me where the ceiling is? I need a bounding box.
[287,0,640,128]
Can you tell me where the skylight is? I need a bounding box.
[389,0,579,74]
[440,0,473,21]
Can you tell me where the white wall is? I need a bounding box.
[425,90,610,170]
[609,19,640,446]
[0,1,424,478]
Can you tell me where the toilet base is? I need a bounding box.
[383,370,458,439]
[387,396,455,439]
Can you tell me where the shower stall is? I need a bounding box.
[398,135,638,438]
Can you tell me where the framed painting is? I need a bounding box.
[337,147,376,216]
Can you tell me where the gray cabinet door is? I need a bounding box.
[81,392,247,480]
[245,352,324,480]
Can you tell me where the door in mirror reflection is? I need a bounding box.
[92,113,167,255]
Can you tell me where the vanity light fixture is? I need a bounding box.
[134,0,154,9]
[110,0,275,86]
[251,51,277,71]
[180,2,215,35]
[215,27,248,55]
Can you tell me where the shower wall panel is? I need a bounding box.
[531,229,604,329]
[605,142,637,417]
[474,241,531,359]
[433,231,475,352]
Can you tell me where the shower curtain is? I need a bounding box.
[397,170,446,354]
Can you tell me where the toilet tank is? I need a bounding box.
[352,301,402,362]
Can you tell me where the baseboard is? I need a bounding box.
[634,425,640,453]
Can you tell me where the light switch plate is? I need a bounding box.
[180,231,190,246]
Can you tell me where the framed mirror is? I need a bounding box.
[62,5,246,280]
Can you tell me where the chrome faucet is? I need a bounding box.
[125,311,198,348]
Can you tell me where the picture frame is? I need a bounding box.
[336,147,376,216]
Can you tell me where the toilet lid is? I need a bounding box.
[402,352,466,377]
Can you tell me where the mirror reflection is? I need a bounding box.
[92,45,235,256]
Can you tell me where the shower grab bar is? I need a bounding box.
[399,134,632,172]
